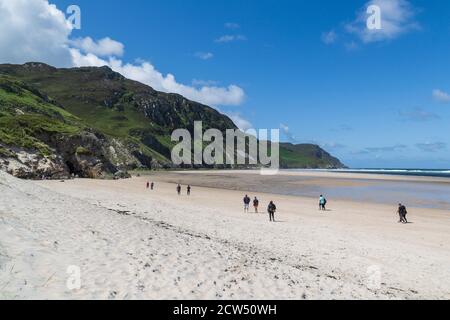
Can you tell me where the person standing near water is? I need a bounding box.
[177,184,181,195]
[398,204,408,224]
[187,185,191,196]
[319,195,327,211]
[243,195,251,213]
[268,201,277,222]
[253,197,259,213]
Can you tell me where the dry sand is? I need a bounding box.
[0,170,449,300]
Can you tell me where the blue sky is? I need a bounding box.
[2,0,450,168]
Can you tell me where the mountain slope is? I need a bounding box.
[280,143,345,169]
[0,62,345,178]
[0,62,235,137]
[0,75,149,178]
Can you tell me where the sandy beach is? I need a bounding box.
[1,170,449,300]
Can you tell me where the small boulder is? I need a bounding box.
[113,170,131,180]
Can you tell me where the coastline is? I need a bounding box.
[135,170,450,210]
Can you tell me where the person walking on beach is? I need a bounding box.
[243,195,251,213]
[146,181,150,189]
[253,197,259,213]
[319,195,327,211]
[398,203,408,224]
[177,184,181,195]
[268,201,277,222]
[151,182,154,190]
[187,185,191,196]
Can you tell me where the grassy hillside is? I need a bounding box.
[280,143,345,169]
[0,75,83,157]
[0,63,345,178]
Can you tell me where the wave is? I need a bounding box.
[289,168,450,178]
[327,169,450,178]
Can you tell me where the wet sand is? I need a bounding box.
[140,170,450,210]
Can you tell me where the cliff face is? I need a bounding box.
[0,63,345,179]
[0,74,140,178]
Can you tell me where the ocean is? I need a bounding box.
[293,169,450,179]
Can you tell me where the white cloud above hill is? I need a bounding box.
[70,37,124,57]
[0,0,245,107]
[0,0,72,66]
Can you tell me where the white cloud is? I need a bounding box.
[69,48,108,67]
[215,34,247,43]
[345,0,419,43]
[70,37,124,57]
[0,0,73,66]
[432,89,450,103]
[321,142,346,150]
[225,22,240,29]
[345,41,359,51]
[321,30,337,44]
[194,52,214,60]
[192,79,219,86]
[227,112,253,131]
[0,0,245,107]
[105,59,245,106]
[416,142,447,152]
[399,108,440,122]
[280,123,297,142]
[366,144,408,152]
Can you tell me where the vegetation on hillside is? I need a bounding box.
[0,63,345,178]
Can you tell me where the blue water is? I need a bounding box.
[294,168,450,179]
[285,168,450,210]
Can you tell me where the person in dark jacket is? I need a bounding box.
[243,195,251,213]
[253,197,259,213]
[268,201,277,222]
[398,203,408,224]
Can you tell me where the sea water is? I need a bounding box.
[286,169,450,210]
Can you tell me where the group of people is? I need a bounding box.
[146,182,192,196]
[146,181,409,225]
[177,184,191,196]
[243,195,259,213]
[243,195,277,222]
[243,193,409,224]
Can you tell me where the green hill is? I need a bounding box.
[280,143,345,169]
[0,62,345,178]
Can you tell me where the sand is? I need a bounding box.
[0,170,449,300]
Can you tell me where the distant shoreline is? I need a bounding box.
[133,168,450,182]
